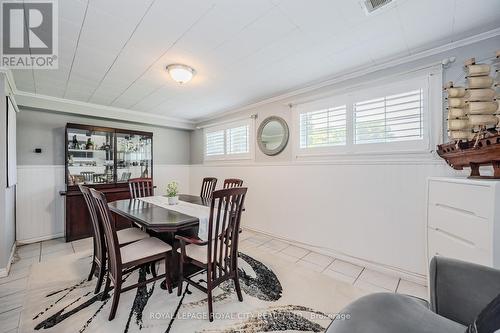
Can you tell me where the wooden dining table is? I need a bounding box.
[108,194,210,289]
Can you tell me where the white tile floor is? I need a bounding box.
[238,229,429,299]
[0,229,428,332]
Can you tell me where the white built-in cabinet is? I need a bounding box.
[427,177,500,269]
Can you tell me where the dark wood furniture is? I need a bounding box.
[223,178,243,188]
[80,185,150,294]
[63,123,153,241]
[200,177,217,199]
[128,178,154,199]
[91,188,173,321]
[176,187,248,321]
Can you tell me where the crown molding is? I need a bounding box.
[195,27,500,125]
[0,66,195,130]
[14,90,195,130]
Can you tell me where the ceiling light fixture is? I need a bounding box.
[166,64,195,84]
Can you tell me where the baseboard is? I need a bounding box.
[0,242,17,278]
[243,226,427,286]
[16,232,64,245]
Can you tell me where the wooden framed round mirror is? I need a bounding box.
[257,116,289,156]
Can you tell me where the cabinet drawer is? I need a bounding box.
[428,204,491,252]
[428,228,491,266]
[428,181,491,219]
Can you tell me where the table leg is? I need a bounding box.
[159,229,202,290]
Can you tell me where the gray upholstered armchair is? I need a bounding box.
[327,257,500,333]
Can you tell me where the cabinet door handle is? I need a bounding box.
[433,227,475,247]
[435,203,477,217]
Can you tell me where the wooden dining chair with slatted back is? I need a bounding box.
[223,178,243,189]
[80,185,151,294]
[90,188,173,321]
[176,187,248,322]
[200,177,217,199]
[128,178,154,199]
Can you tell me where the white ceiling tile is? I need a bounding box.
[88,0,216,105]
[275,0,352,42]
[64,1,154,100]
[10,0,500,121]
[352,7,409,62]
[173,0,276,55]
[209,7,297,64]
[396,0,455,54]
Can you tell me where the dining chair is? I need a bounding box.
[128,178,154,199]
[200,177,217,199]
[79,185,150,294]
[90,188,173,321]
[176,187,248,321]
[223,178,243,189]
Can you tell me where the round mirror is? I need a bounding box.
[257,116,289,156]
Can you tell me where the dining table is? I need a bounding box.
[108,194,211,289]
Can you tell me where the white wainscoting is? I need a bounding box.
[16,165,66,244]
[153,165,190,197]
[190,160,458,282]
[16,164,190,244]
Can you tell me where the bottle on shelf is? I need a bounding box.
[71,135,79,149]
[85,138,94,150]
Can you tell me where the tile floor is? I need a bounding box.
[0,229,428,333]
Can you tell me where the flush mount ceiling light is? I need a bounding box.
[166,64,195,84]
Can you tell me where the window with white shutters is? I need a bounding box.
[204,120,252,161]
[354,89,423,144]
[205,130,225,156]
[227,125,249,154]
[299,105,347,148]
[295,74,431,156]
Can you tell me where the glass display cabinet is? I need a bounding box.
[64,123,153,241]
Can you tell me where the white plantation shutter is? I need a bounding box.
[204,120,252,160]
[205,130,225,156]
[354,89,424,144]
[227,125,249,154]
[299,105,347,148]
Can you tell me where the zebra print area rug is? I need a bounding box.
[19,246,364,333]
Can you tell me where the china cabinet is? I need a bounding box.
[63,123,153,241]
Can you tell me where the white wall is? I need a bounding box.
[189,36,499,281]
[190,162,458,280]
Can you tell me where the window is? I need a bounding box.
[295,73,433,157]
[204,120,252,161]
[227,125,249,154]
[300,105,347,149]
[354,89,423,144]
[205,130,225,156]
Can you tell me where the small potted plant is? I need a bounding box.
[166,181,179,205]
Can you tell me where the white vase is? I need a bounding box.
[168,196,179,205]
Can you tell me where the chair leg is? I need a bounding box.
[87,260,96,281]
[207,281,214,322]
[233,274,243,302]
[94,262,106,294]
[162,255,172,294]
[150,262,157,278]
[108,281,121,321]
[177,256,183,297]
[101,273,111,301]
